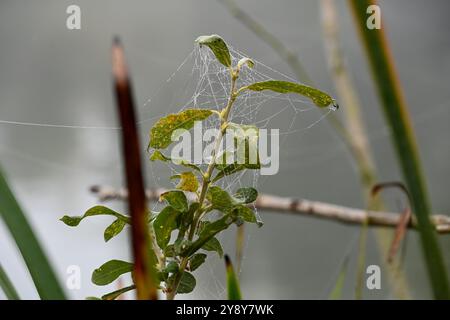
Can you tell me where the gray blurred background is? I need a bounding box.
[0,0,449,299]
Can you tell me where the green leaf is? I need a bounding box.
[149,109,213,149]
[101,285,136,300]
[180,202,199,230]
[206,186,235,210]
[234,187,258,204]
[202,237,224,258]
[160,190,189,212]
[174,238,192,256]
[169,272,196,294]
[212,164,252,182]
[189,253,207,271]
[164,261,179,274]
[163,244,176,258]
[225,255,242,300]
[196,34,231,67]
[0,263,20,300]
[205,186,261,225]
[60,205,130,227]
[91,260,133,286]
[85,296,101,300]
[153,206,180,249]
[213,124,260,182]
[182,213,234,257]
[0,165,66,299]
[171,172,199,192]
[150,150,201,172]
[244,80,335,108]
[104,219,126,242]
[233,205,258,225]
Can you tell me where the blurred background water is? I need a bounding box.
[0,0,449,299]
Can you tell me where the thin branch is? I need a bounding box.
[90,185,450,234]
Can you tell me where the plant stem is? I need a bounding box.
[0,262,20,300]
[349,0,449,299]
[166,68,239,300]
[320,0,411,299]
[112,38,158,300]
[355,218,369,300]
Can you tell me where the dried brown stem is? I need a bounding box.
[112,38,158,300]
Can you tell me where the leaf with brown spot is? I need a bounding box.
[149,109,213,149]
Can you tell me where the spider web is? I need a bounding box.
[144,44,336,299]
[0,40,447,299]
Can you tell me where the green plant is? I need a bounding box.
[0,165,66,300]
[60,35,336,300]
[349,0,449,299]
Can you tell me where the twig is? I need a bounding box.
[90,185,450,234]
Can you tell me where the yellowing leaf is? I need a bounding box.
[171,172,199,192]
[149,109,213,149]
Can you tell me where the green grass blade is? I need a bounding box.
[224,255,242,300]
[0,166,66,299]
[329,257,349,300]
[355,219,369,300]
[0,263,20,300]
[349,0,449,299]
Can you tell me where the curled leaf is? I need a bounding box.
[171,172,199,192]
[196,34,231,67]
[237,57,254,71]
